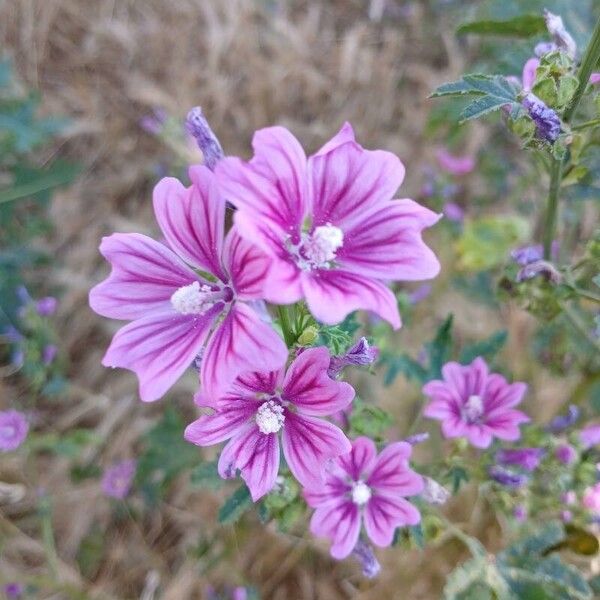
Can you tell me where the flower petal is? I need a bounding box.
[308,137,405,231]
[314,122,355,156]
[102,308,219,402]
[184,403,256,446]
[486,410,530,442]
[282,347,355,416]
[222,227,271,300]
[337,436,377,481]
[153,167,226,280]
[367,442,424,497]
[216,126,307,239]
[217,423,280,500]
[364,495,421,547]
[337,199,441,280]
[89,233,199,320]
[282,412,351,487]
[302,269,400,328]
[303,475,350,508]
[485,377,527,416]
[310,500,360,559]
[200,302,287,400]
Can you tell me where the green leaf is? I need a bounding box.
[189,460,223,490]
[500,521,565,561]
[383,353,428,386]
[218,485,252,524]
[457,15,546,38]
[409,523,425,550]
[348,397,393,441]
[426,315,454,379]
[430,79,485,98]
[460,95,512,122]
[459,330,508,364]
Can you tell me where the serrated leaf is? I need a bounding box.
[430,79,485,98]
[462,75,515,101]
[459,330,507,364]
[218,485,252,524]
[460,95,513,122]
[426,315,453,379]
[383,354,428,386]
[457,15,546,38]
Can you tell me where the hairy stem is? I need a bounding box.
[543,157,563,259]
[277,305,295,348]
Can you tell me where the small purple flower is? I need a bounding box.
[185,107,224,171]
[0,411,29,452]
[544,10,576,59]
[521,58,540,92]
[435,148,475,176]
[423,357,529,449]
[590,73,600,85]
[555,444,577,465]
[405,432,429,445]
[513,505,527,522]
[522,93,561,143]
[443,201,464,223]
[232,588,248,600]
[582,483,600,514]
[352,539,381,579]
[561,510,573,523]
[547,405,579,433]
[496,448,544,472]
[139,108,167,135]
[3,583,24,599]
[516,259,562,284]
[579,423,600,449]
[511,241,558,266]
[101,459,136,499]
[35,296,57,317]
[488,466,528,488]
[561,490,576,505]
[42,344,58,366]
[328,337,379,378]
[534,41,558,57]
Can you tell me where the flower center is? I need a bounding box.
[462,394,484,424]
[351,481,372,505]
[289,223,344,271]
[170,281,227,315]
[255,400,285,434]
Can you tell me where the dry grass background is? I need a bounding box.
[0,1,575,598]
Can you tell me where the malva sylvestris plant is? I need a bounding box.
[88,9,600,587]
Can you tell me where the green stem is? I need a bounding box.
[573,287,600,304]
[563,14,600,124]
[560,302,600,354]
[277,305,295,348]
[543,157,563,259]
[571,117,600,131]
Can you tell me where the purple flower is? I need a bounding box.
[405,432,429,445]
[3,583,24,599]
[513,505,527,522]
[328,337,379,378]
[0,410,29,452]
[561,490,576,505]
[590,73,600,85]
[423,357,529,449]
[215,123,441,328]
[521,58,540,92]
[304,437,423,559]
[185,347,354,500]
[511,244,542,265]
[547,405,579,433]
[443,202,464,223]
[232,588,247,600]
[544,10,576,59]
[583,483,600,514]
[101,459,136,499]
[522,93,561,143]
[35,296,57,317]
[579,423,600,449]
[534,42,557,57]
[435,148,475,176]
[561,510,573,523]
[488,465,528,488]
[516,259,562,284]
[139,108,167,135]
[352,540,381,579]
[89,166,287,401]
[496,447,544,472]
[42,344,58,366]
[185,107,224,171]
[555,444,577,465]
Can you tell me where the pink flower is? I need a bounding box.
[0,410,29,451]
[582,483,600,514]
[185,347,354,500]
[304,437,423,559]
[522,58,540,91]
[435,148,476,176]
[89,166,287,401]
[215,123,440,328]
[422,357,529,449]
[579,423,600,449]
[590,73,600,85]
[101,459,136,499]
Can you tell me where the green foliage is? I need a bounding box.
[218,485,252,524]
[190,460,224,490]
[456,216,529,271]
[317,312,360,354]
[28,429,98,458]
[457,15,547,38]
[459,330,508,364]
[136,408,199,505]
[348,397,393,441]
[431,74,519,123]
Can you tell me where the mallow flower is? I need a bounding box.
[0,410,29,451]
[423,357,529,449]
[89,165,287,401]
[215,123,440,328]
[184,347,354,500]
[304,437,423,559]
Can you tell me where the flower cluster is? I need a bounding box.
[90,119,441,563]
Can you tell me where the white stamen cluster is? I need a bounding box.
[170,281,214,315]
[302,224,344,268]
[255,400,285,434]
[351,480,372,506]
[462,394,484,424]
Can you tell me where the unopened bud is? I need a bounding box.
[297,325,319,346]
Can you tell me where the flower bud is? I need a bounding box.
[421,477,450,505]
[544,10,577,59]
[297,325,319,346]
[352,540,381,579]
[522,93,561,143]
[185,107,224,170]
